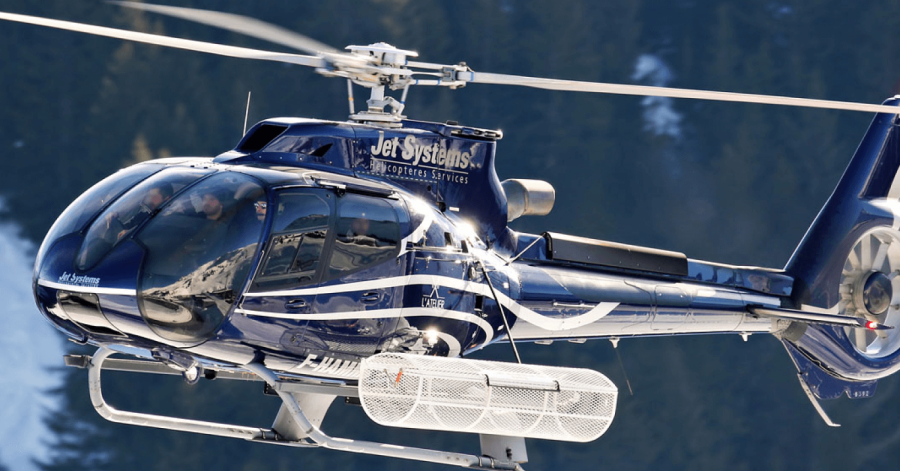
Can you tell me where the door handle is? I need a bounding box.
[285,299,308,310]
[360,292,381,304]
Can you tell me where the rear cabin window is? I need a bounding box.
[251,190,400,291]
[328,193,400,279]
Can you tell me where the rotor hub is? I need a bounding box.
[346,42,418,67]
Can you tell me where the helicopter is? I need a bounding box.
[6,2,900,470]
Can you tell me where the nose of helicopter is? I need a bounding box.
[33,166,268,347]
[34,233,147,343]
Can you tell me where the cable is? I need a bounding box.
[477,260,521,364]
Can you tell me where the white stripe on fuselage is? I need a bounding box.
[244,274,621,331]
[236,306,495,345]
[40,269,776,335]
[37,279,137,296]
[398,204,434,255]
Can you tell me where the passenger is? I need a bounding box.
[347,216,370,238]
[343,216,378,247]
[143,183,174,212]
[254,200,267,222]
[230,181,266,225]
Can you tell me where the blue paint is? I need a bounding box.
[30,108,900,398]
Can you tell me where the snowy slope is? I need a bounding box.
[0,218,64,471]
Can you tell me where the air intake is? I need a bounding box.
[237,124,288,153]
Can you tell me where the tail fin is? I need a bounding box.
[783,97,900,394]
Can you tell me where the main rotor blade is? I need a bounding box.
[0,11,326,68]
[110,1,341,56]
[463,71,900,115]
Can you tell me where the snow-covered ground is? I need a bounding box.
[632,53,682,139]
[0,217,65,471]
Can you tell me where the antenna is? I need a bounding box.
[346,79,355,115]
[610,338,634,396]
[243,91,251,136]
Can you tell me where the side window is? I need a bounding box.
[253,192,331,291]
[326,194,400,280]
[250,191,401,290]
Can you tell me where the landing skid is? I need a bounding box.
[70,347,525,470]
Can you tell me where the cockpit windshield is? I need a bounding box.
[36,163,162,275]
[136,172,265,343]
[76,167,209,271]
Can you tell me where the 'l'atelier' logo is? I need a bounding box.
[421,285,445,309]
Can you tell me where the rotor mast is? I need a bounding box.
[345,43,415,125]
[324,43,469,126]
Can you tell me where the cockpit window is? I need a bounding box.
[75,167,209,271]
[36,164,161,273]
[136,172,266,343]
[327,193,399,280]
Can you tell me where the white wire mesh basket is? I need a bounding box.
[359,352,618,442]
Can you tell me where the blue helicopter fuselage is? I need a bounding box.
[30,117,891,388]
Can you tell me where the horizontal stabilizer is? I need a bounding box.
[748,305,892,330]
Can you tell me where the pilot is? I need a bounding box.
[106,182,174,239]
[173,189,233,273]
[200,191,225,220]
